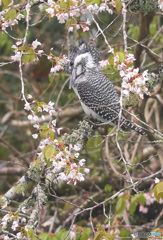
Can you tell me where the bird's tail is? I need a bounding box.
[122,119,147,135]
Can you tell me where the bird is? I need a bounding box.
[63,43,146,135]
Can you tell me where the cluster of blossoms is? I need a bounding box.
[122,179,163,215]
[38,138,89,185]
[25,96,89,185]
[11,39,43,62]
[158,0,163,10]
[45,0,116,32]
[48,53,69,74]
[0,13,24,31]
[100,51,150,99]
[24,96,56,138]
[1,212,28,239]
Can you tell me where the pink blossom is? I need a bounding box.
[79,159,86,166]
[139,205,148,213]
[56,12,69,24]
[99,59,109,67]
[73,145,80,151]
[11,51,21,61]
[85,19,91,25]
[32,39,42,50]
[70,230,76,240]
[158,0,163,10]
[50,64,63,73]
[16,232,22,239]
[84,168,90,173]
[24,102,31,111]
[11,220,19,231]
[82,26,89,32]
[46,8,55,17]
[144,193,155,205]
[52,119,56,126]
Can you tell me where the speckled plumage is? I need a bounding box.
[64,44,146,135]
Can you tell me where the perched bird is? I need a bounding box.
[64,43,146,135]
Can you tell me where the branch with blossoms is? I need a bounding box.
[0,94,93,239]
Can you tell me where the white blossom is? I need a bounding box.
[11,51,21,61]
[79,159,86,166]
[68,26,74,32]
[32,39,42,50]
[16,232,22,239]
[27,94,32,99]
[27,114,33,120]
[24,102,31,111]
[4,236,10,240]
[16,14,24,20]
[46,8,55,17]
[56,12,69,24]
[155,177,160,184]
[158,0,163,10]
[11,220,19,231]
[57,127,63,135]
[32,134,38,139]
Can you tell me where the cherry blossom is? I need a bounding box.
[32,39,42,50]
[158,0,163,10]
[32,134,39,139]
[46,8,55,17]
[11,51,21,62]
[139,205,148,213]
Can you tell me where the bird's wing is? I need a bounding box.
[76,71,121,123]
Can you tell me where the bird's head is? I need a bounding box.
[69,51,99,89]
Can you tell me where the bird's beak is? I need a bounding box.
[69,68,76,89]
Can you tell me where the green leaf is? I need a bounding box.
[37,101,46,107]
[60,0,69,8]
[117,52,125,63]
[49,131,54,141]
[115,197,126,215]
[68,0,77,6]
[38,232,49,240]
[40,124,49,130]
[81,233,90,240]
[131,193,146,205]
[2,0,12,9]
[22,49,36,64]
[28,228,35,238]
[137,193,146,206]
[120,228,130,238]
[154,182,163,201]
[40,129,49,138]
[94,231,105,240]
[45,145,55,160]
[114,0,122,13]
[129,202,137,214]
[104,184,112,193]
[5,9,17,21]
[85,0,101,6]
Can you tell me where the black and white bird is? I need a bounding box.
[64,43,146,135]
